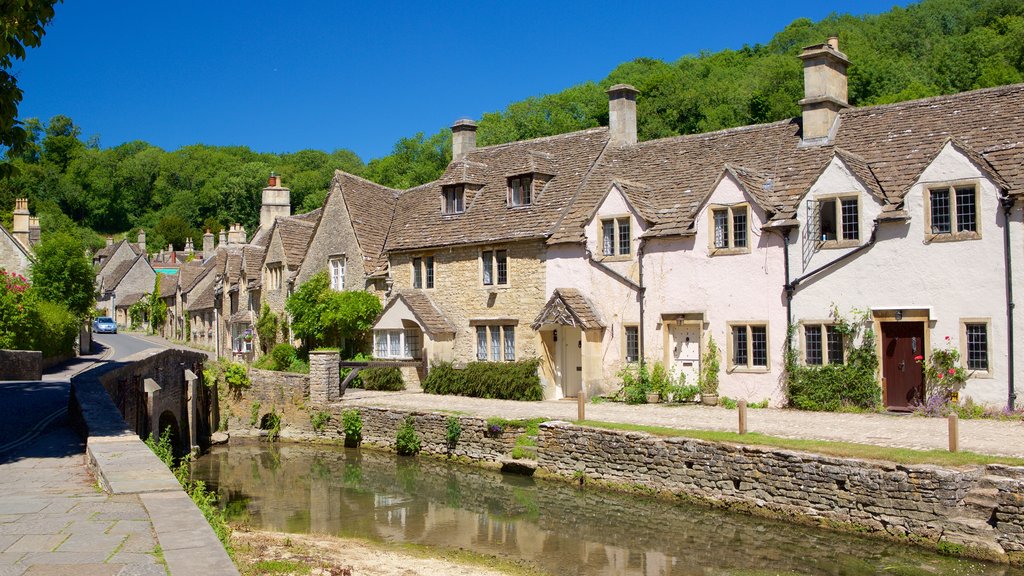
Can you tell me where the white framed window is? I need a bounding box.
[329,256,345,291]
[475,324,515,361]
[960,319,990,374]
[729,323,768,371]
[508,175,533,207]
[709,204,749,254]
[926,183,980,241]
[412,256,434,289]
[374,329,420,359]
[601,216,631,257]
[442,185,465,215]
[482,249,508,286]
[802,323,845,365]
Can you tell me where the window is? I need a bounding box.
[962,321,990,372]
[508,175,532,207]
[482,249,508,286]
[442,185,465,214]
[265,264,283,290]
[927,184,979,239]
[730,323,768,370]
[624,325,639,363]
[710,205,749,254]
[412,256,434,289]
[374,329,420,359]
[803,324,844,365]
[475,325,515,361]
[601,216,631,257]
[818,197,859,244]
[329,256,345,291]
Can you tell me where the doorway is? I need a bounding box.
[668,323,702,387]
[881,321,925,410]
[556,326,582,398]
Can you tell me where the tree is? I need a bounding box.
[0,0,61,175]
[285,271,382,354]
[154,213,196,251]
[30,232,95,318]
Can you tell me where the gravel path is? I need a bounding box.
[339,389,1024,458]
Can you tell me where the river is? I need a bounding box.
[192,441,1023,576]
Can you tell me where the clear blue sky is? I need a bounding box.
[15,1,908,162]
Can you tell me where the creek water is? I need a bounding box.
[193,441,1023,576]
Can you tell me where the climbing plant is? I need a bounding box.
[785,306,881,411]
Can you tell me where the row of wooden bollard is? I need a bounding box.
[577,395,963,453]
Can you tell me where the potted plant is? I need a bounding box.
[699,335,720,406]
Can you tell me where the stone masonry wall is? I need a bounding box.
[390,238,547,363]
[538,421,1024,563]
[0,349,41,380]
[248,368,309,406]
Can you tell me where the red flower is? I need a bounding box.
[948,368,956,375]
[914,355,924,361]
[945,336,951,341]
[937,373,944,379]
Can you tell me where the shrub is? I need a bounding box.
[342,409,362,447]
[360,367,405,391]
[249,401,261,427]
[719,396,738,409]
[422,358,542,401]
[786,307,881,411]
[444,416,461,453]
[618,362,650,404]
[310,410,331,432]
[255,303,279,353]
[917,336,968,402]
[395,415,421,456]
[699,336,721,395]
[670,384,700,402]
[34,300,78,358]
[0,269,35,350]
[270,343,298,372]
[260,409,281,441]
[225,362,251,393]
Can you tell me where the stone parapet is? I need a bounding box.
[309,350,340,404]
[248,368,309,405]
[0,349,42,380]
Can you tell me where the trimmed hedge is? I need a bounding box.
[423,358,542,401]
[360,367,405,391]
[35,301,79,359]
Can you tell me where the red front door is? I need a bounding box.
[881,322,925,410]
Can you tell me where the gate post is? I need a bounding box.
[309,350,341,405]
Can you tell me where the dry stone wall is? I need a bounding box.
[248,368,309,406]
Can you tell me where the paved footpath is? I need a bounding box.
[340,389,1024,459]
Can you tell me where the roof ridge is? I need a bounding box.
[473,126,609,153]
[333,169,404,195]
[841,83,1024,117]
[630,118,796,149]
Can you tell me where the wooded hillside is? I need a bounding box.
[2,0,1021,252]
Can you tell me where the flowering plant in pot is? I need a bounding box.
[698,335,721,406]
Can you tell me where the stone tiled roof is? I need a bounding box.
[116,292,145,308]
[322,171,401,276]
[224,248,243,283]
[177,262,205,293]
[229,310,252,325]
[242,245,265,282]
[158,274,178,298]
[532,288,604,330]
[380,289,456,336]
[106,255,148,290]
[277,218,315,269]
[186,281,215,311]
[387,127,610,252]
[550,83,1024,243]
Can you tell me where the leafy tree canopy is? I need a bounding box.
[29,231,95,318]
[285,271,382,354]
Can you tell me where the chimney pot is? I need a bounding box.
[827,35,839,51]
[606,84,639,146]
[203,229,215,260]
[12,198,30,250]
[261,173,291,230]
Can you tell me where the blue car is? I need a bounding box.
[92,316,118,334]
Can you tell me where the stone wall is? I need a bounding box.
[0,232,30,276]
[538,421,1024,563]
[0,349,41,380]
[390,238,547,363]
[248,368,309,406]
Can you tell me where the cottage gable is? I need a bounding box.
[583,183,648,261]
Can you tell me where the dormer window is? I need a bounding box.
[508,175,533,207]
[442,185,465,214]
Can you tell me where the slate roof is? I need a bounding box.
[549,83,1024,243]
[387,127,610,252]
[379,289,456,336]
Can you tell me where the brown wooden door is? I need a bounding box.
[881,322,925,410]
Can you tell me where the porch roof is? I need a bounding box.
[375,290,456,337]
[532,288,604,331]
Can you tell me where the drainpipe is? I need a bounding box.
[638,238,647,370]
[1001,196,1016,411]
[786,220,880,295]
[781,228,794,346]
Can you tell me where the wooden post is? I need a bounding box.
[577,389,586,422]
[948,413,959,452]
[738,400,748,435]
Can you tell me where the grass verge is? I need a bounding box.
[576,420,1024,467]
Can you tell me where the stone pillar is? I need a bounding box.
[309,350,340,405]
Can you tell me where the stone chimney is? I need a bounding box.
[137,228,147,254]
[12,198,30,250]
[227,223,246,245]
[28,217,39,246]
[184,237,194,255]
[607,84,639,146]
[169,244,177,263]
[799,36,849,143]
[260,172,291,231]
[451,119,477,160]
[203,229,215,259]
[106,236,114,247]
[218,229,227,248]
